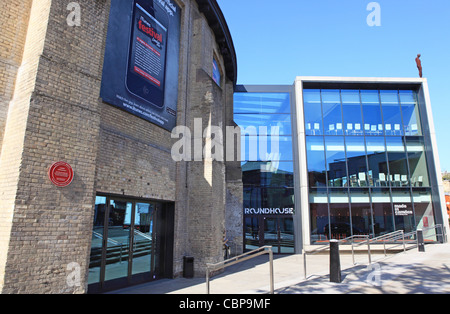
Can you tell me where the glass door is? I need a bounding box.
[131,202,157,280]
[88,196,160,292]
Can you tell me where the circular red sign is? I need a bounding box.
[48,162,74,187]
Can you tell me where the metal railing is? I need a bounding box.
[302,226,448,280]
[206,246,274,294]
[303,235,371,280]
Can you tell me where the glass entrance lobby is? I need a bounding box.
[88,195,174,293]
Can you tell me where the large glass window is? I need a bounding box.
[304,89,323,136]
[306,136,326,187]
[399,90,422,136]
[350,189,372,236]
[371,188,395,236]
[380,90,403,136]
[310,188,329,243]
[392,189,415,233]
[234,93,291,114]
[406,137,430,187]
[385,137,409,187]
[361,90,383,136]
[346,136,368,187]
[328,189,351,240]
[322,90,344,136]
[235,91,295,253]
[234,114,292,136]
[304,87,434,244]
[341,90,363,136]
[366,136,387,187]
[325,136,347,187]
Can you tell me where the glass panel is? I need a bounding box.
[413,189,436,241]
[385,137,409,187]
[234,93,291,114]
[341,90,364,136]
[371,188,395,236]
[88,196,107,285]
[132,203,156,276]
[234,114,292,136]
[242,161,294,187]
[325,136,347,187]
[380,90,403,136]
[328,189,351,240]
[322,90,343,136]
[241,136,293,161]
[361,90,383,136]
[366,137,388,187]
[350,189,372,236]
[303,89,323,136]
[306,136,327,187]
[346,137,368,187]
[245,217,260,251]
[279,218,295,253]
[243,187,295,209]
[392,189,415,233]
[406,137,430,187]
[309,188,329,243]
[399,90,422,136]
[264,218,279,252]
[104,200,132,282]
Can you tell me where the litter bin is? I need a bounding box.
[183,256,194,278]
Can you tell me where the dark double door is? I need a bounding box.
[245,216,295,254]
[88,195,174,293]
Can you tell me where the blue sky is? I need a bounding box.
[217,0,450,171]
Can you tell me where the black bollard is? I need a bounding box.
[417,229,425,252]
[329,240,342,283]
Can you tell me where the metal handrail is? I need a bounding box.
[303,234,371,279]
[206,246,274,294]
[367,230,406,257]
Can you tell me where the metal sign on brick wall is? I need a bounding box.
[48,161,74,187]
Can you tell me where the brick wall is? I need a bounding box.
[0,0,242,293]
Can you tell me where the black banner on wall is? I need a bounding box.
[100,0,181,131]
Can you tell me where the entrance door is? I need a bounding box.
[245,216,294,254]
[88,196,159,292]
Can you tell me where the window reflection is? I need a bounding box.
[350,188,372,236]
[371,188,395,236]
[304,89,322,136]
[380,90,403,136]
[306,136,326,187]
[328,189,351,240]
[346,137,368,187]
[341,90,364,136]
[361,90,384,136]
[406,137,430,187]
[399,90,422,136]
[322,90,344,136]
[234,114,292,136]
[325,136,347,187]
[304,88,434,244]
[234,93,291,114]
[386,137,409,187]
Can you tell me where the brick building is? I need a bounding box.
[0,0,242,293]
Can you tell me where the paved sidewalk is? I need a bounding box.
[110,243,450,294]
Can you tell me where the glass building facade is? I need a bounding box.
[234,87,295,253]
[234,78,447,252]
[304,88,434,243]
